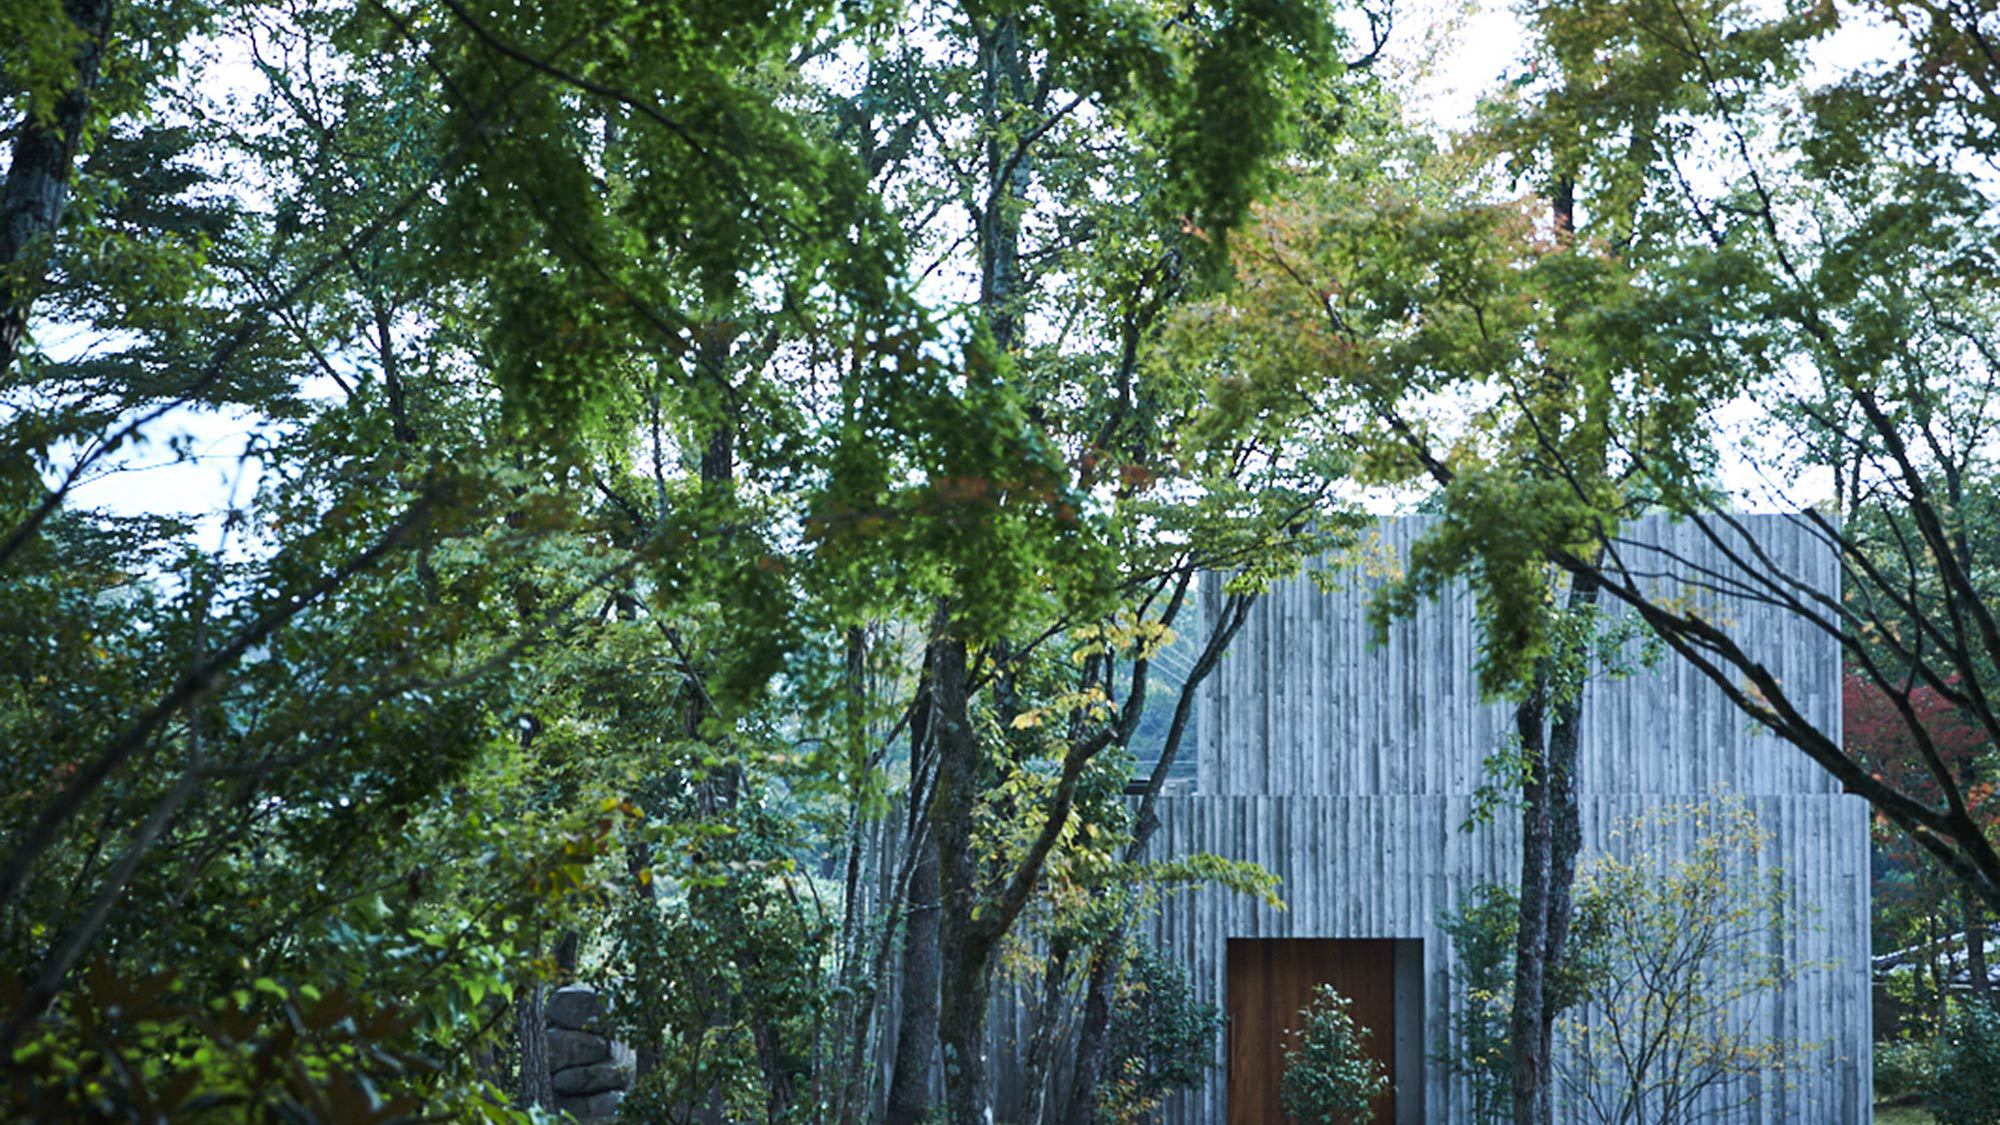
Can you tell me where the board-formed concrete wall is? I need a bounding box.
[1142,514,1871,1123]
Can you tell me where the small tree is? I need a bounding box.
[1280,984,1390,1124]
[1439,882,1521,1122]
[1096,946,1223,1124]
[1555,797,1813,1124]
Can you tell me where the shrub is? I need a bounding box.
[1874,1037,1936,1106]
[1098,946,1223,1125]
[1279,984,1389,1124]
[1933,1003,2000,1125]
[1438,882,1518,1122]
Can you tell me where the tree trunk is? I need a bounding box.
[754,1017,797,1123]
[830,625,876,1122]
[1965,888,1992,1003]
[886,647,943,1123]
[0,0,113,380]
[1511,563,1599,1125]
[1533,704,1581,1125]
[1017,939,1072,1124]
[938,948,994,1125]
[1535,570,1598,1119]
[931,627,997,1122]
[976,15,1030,354]
[1062,938,1120,1125]
[885,835,942,1123]
[1509,676,1553,1125]
[1931,912,1950,1028]
[516,981,555,1111]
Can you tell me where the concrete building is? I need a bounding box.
[1133,515,1871,1123]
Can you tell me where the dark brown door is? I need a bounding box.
[1226,938,1397,1125]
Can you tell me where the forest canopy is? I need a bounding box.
[1,0,1995,1121]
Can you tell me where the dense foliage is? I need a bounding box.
[3,0,1997,1121]
[2,0,1355,1119]
[1934,1002,2000,1125]
[1278,984,1389,1124]
[1094,946,1221,1125]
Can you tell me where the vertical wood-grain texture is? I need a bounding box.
[1226,938,1399,1125]
[1129,514,1871,1123]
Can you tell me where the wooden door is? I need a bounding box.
[1226,938,1398,1125]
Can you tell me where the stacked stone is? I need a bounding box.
[545,985,634,1122]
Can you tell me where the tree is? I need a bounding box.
[1554,798,1810,1125]
[1487,0,2000,919]
[1180,0,2000,1073]
[1161,74,1695,1120]
[0,0,901,1112]
[804,2,1354,1119]
[4,1,1375,1121]
[1497,0,2000,918]
[1849,671,1998,1009]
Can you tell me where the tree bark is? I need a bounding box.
[1510,563,1599,1125]
[886,648,943,1123]
[1535,570,1598,1120]
[1509,675,1554,1125]
[830,625,876,1122]
[1017,938,1072,1124]
[1965,888,1992,1002]
[930,627,996,1122]
[976,15,1030,354]
[885,832,942,1123]
[516,980,555,1111]
[1061,939,1120,1125]
[0,0,114,380]
[938,940,995,1125]
[1532,718,1577,1125]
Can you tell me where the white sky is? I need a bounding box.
[1383,0,1527,129]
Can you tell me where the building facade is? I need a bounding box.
[1140,515,1871,1122]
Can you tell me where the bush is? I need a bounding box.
[1098,946,1223,1125]
[1438,882,1517,1122]
[1933,1003,2000,1125]
[1874,1037,1936,1106]
[1279,984,1389,1124]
